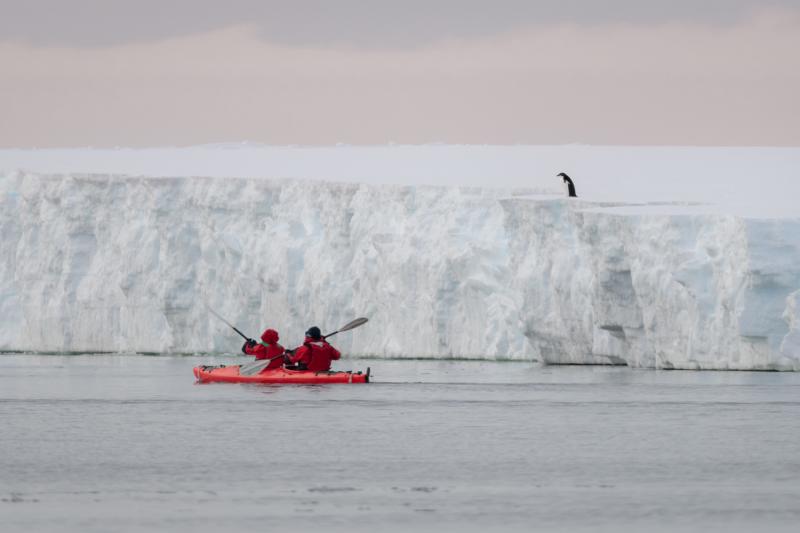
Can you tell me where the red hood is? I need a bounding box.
[261,328,279,344]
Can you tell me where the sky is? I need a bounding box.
[1,0,799,147]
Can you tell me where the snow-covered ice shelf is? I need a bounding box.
[1,165,798,369]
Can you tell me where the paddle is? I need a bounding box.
[204,302,252,342]
[239,358,274,376]
[242,317,370,376]
[323,317,369,340]
[204,304,266,376]
[283,317,370,355]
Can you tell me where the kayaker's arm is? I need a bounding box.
[241,338,257,354]
[328,343,341,361]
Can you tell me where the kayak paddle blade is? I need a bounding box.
[239,360,272,376]
[337,317,368,333]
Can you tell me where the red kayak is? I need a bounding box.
[193,365,370,384]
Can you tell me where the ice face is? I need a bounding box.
[1,171,799,369]
[503,198,800,369]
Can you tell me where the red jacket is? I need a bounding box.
[243,328,285,370]
[288,337,341,372]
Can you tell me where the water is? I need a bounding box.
[2,355,800,532]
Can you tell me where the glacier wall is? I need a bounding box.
[1,171,799,369]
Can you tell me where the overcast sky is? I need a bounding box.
[1,0,799,147]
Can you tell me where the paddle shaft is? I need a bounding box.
[229,325,249,341]
[289,317,369,352]
[205,304,251,341]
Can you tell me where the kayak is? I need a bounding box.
[193,364,370,384]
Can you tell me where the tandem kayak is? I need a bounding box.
[193,365,370,384]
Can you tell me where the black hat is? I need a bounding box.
[305,326,322,339]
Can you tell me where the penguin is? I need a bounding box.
[557,172,577,198]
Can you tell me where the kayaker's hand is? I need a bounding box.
[246,339,257,348]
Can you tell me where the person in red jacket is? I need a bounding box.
[286,326,341,372]
[242,328,285,370]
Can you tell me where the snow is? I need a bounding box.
[1,144,799,217]
[0,145,799,369]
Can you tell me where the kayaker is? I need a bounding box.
[285,326,341,372]
[242,328,285,370]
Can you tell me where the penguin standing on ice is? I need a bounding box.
[557,172,578,197]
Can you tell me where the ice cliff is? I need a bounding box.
[1,171,799,369]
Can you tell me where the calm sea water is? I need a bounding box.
[1,354,799,533]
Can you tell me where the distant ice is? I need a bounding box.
[0,145,798,368]
[1,144,798,217]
